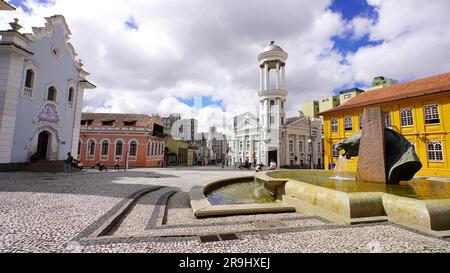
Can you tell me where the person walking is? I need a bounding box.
[114,157,120,171]
[64,152,74,175]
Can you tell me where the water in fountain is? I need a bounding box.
[253,177,263,199]
[330,155,354,181]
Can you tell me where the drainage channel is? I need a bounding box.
[87,186,165,238]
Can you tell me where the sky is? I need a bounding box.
[2,0,450,132]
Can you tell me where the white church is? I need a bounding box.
[0,15,95,165]
[228,42,323,168]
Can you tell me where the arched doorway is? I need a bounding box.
[37,131,50,160]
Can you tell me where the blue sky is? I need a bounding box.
[328,0,381,94]
[9,0,48,13]
[6,0,381,98]
[179,0,380,108]
[329,0,381,55]
[5,0,450,122]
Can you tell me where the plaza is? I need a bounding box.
[0,167,448,253]
[1,0,450,256]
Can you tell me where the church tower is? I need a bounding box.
[257,41,288,166]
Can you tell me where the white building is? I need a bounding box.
[228,42,323,168]
[0,16,95,164]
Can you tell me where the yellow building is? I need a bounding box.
[167,137,188,166]
[321,72,450,177]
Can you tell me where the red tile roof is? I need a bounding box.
[320,72,450,115]
[0,0,15,10]
[81,113,162,128]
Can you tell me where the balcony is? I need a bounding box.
[23,87,33,98]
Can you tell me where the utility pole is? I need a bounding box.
[309,118,314,170]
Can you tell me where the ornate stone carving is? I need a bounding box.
[34,103,61,126]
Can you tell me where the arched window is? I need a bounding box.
[401,108,414,127]
[101,140,109,156]
[331,119,338,133]
[427,141,444,162]
[115,141,123,156]
[129,141,138,156]
[424,104,440,125]
[147,142,151,156]
[67,87,75,109]
[344,117,353,131]
[23,69,35,97]
[47,86,57,102]
[88,140,95,156]
[78,140,81,155]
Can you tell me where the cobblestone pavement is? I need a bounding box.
[0,167,449,253]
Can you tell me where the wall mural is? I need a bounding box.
[34,103,62,126]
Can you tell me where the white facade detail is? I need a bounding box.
[0,16,95,164]
[228,42,323,168]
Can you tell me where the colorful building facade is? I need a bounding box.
[79,113,166,168]
[0,16,95,164]
[321,72,450,177]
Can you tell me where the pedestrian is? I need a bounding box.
[114,157,120,171]
[64,152,74,175]
[29,152,38,164]
[269,159,277,170]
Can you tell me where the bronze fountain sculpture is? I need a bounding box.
[335,107,422,185]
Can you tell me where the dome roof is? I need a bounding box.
[261,41,285,53]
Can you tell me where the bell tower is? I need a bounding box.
[257,41,288,166]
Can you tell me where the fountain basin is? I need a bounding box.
[256,170,450,237]
[189,176,295,218]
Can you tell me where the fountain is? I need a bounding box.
[255,107,450,237]
[190,107,449,237]
[330,155,353,181]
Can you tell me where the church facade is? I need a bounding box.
[0,16,95,164]
[228,42,323,168]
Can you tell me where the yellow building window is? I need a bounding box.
[385,112,392,128]
[400,108,414,127]
[424,104,440,125]
[410,142,416,152]
[427,141,444,162]
[331,144,339,158]
[331,118,338,133]
[344,116,353,131]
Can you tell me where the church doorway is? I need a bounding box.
[37,131,50,160]
[268,150,277,166]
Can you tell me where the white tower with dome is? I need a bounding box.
[257,41,288,166]
[228,41,323,169]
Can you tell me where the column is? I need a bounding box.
[281,65,286,90]
[266,99,270,129]
[276,98,280,126]
[285,132,289,166]
[260,67,264,91]
[0,50,26,163]
[264,63,269,90]
[275,62,280,89]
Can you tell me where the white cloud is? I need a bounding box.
[1,0,450,130]
[349,16,374,40]
[349,0,450,84]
